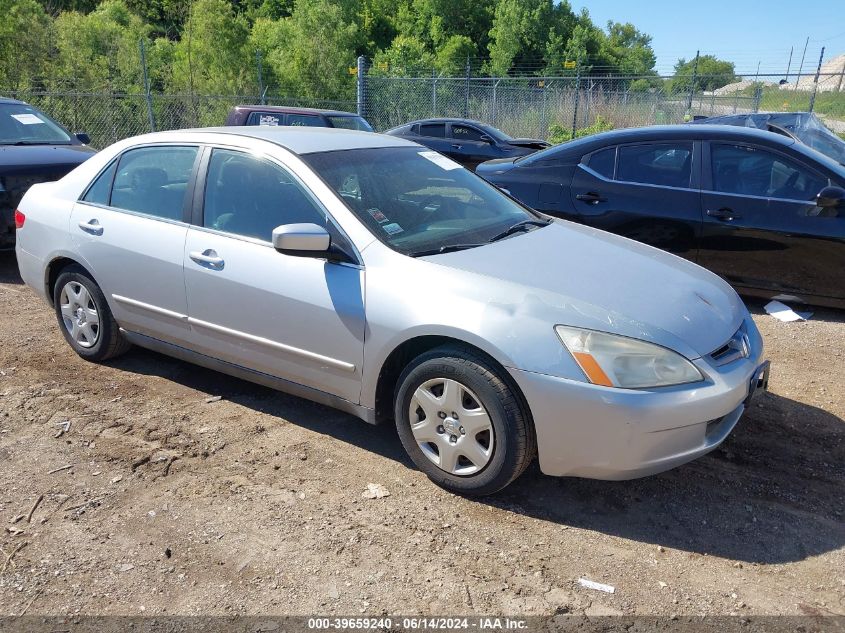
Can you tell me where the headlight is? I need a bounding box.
[555,325,704,389]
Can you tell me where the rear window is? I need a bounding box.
[419,123,446,138]
[287,114,323,127]
[617,143,692,188]
[247,112,283,126]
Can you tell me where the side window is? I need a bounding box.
[451,125,485,141]
[586,147,615,179]
[82,160,117,205]
[203,148,327,242]
[287,114,323,127]
[711,144,828,200]
[617,143,692,188]
[247,112,283,126]
[419,123,446,138]
[110,146,198,221]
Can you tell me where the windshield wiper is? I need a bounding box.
[407,243,487,257]
[487,218,551,243]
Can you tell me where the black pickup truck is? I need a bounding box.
[1,98,95,249]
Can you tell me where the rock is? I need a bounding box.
[658,581,668,588]
[362,483,390,499]
[119,563,134,572]
[204,396,222,403]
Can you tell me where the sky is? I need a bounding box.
[570,0,845,77]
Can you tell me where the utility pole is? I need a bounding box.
[686,50,700,116]
[808,47,825,112]
[784,46,793,84]
[795,36,809,90]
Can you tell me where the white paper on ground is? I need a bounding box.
[577,578,615,593]
[418,150,461,170]
[764,300,813,322]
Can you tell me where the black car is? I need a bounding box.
[385,118,549,170]
[1,97,95,249]
[476,125,845,309]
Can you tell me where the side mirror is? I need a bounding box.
[272,223,331,256]
[75,132,90,145]
[816,185,845,209]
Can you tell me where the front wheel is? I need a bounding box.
[394,346,536,495]
[53,265,131,362]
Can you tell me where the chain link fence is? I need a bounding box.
[3,71,843,149]
[364,72,845,140]
[1,90,357,149]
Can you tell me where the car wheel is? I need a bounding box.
[394,345,536,495]
[53,265,131,362]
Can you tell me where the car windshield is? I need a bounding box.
[327,116,373,132]
[477,123,512,142]
[304,146,544,256]
[0,103,72,145]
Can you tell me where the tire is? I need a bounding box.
[53,265,131,362]
[394,345,536,496]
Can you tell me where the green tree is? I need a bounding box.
[169,0,251,95]
[435,35,475,76]
[671,54,737,93]
[253,0,358,99]
[0,0,52,89]
[371,34,433,76]
[51,0,151,91]
[599,21,655,76]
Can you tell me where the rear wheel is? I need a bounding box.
[53,266,130,362]
[394,346,535,495]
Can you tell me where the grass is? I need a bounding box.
[740,84,845,120]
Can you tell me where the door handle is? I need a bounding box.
[706,207,740,221]
[77,219,103,235]
[189,249,224,268]
[451,144,462,149]
[575,192,607,205]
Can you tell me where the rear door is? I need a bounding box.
[699,141,844,300]
[70,144,200,344]
[415,122,455,159]
[569,141,702,259]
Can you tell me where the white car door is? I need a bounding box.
[70,144,200,344]
[183,147,365,404]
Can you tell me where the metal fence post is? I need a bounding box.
[431,69,437,117]
[256,50,265,105]
[752,86,763,113]
[356,56,366,118]
[808,47,825,113]
[571,58,581,139]
[139,39,155,132]
[686,50,700,116]
[464,56,471,118]
[491,78,500,127]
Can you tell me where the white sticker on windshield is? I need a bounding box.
[11,113,44,125]
[383,222,404,235]
[419,150,461,171]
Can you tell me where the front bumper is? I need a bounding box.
[510,346,768,480]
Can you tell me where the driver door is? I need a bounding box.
[183,147,366,403]
[699,142,844,301]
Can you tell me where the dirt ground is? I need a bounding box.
[0,250,843,618]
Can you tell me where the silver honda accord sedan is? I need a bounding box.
[15,127,770,495]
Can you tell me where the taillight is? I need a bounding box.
[14,209,25,229]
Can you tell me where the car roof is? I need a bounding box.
[231,105,362,117]
[400,118,487,126]
[0,97,26,105]
[129,126,417,155]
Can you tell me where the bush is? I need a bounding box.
[548,115,614,144]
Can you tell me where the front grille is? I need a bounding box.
[708,323,751,366]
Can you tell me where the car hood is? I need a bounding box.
[507,138,550,150]
[0,144,96,175]
[425,221,745,359]
[475,157,517,175]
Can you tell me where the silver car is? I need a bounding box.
[15,127,770,495]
